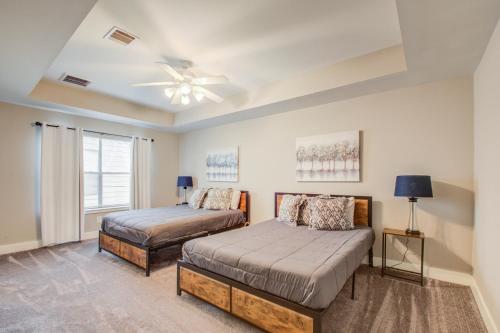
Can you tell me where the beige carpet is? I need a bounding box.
[0,240,486,333]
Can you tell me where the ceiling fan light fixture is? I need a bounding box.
[194,92,204,102]
[164,88,175,98]
[179,83,192,95]
[181,95,190,105]
[132,62,226,105]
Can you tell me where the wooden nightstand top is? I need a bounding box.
[383,228,425,239]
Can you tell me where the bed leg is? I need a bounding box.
[351,272,356,300]
[313,313,322,333]
[98,231,102,252]
[369,248,374,267]
[176,262,182,296]
[145,248,151,277]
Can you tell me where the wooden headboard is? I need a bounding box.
[274,192,372,227]
[239,191,250,222]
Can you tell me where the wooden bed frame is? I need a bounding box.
[99,191,249,277]
[177,192,373,333]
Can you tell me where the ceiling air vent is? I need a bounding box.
[60,74,91,87]
[104,26,137,45]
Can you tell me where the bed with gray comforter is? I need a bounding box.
[182,219,374,309]
[102,205,245,247]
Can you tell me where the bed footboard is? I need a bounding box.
[99,231,151,275]
[177,261,323,333]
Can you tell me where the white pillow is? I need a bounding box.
[278,195,304,226]
[230,190,241,210]
[346,196,355,228]
[188,188,208,209]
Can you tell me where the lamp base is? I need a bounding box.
[405,228,422,236]
[406,198,421,236]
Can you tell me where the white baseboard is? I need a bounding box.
[470,280,499,333]
[82,231,99,240]
[0,231,100,256]
[0,240,42,256]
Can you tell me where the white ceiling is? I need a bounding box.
[173,0,500,131]
[44,0,402,112]
[1,0,499,132]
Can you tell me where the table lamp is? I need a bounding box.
[394,175,433,235]
[177,176,193,204]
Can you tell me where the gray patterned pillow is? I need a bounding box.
[298,196,314,226]
[308,196,353,231]
[202,188,233,210]
[313,195,356,228]
[188,188,208,209]
[278,195,304,226]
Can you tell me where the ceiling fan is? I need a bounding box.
[132,62,228,105]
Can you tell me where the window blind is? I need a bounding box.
[83,133,131,210]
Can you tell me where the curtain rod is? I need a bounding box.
[31,122,154,142]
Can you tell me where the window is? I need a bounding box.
[83,133,132,210]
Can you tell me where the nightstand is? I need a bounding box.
[382,228,425,286]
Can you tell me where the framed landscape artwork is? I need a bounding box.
[206,147,239,182]
[296,131,360,182]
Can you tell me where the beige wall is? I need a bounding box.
[0,102,178,245]
[179,77,474,273]
[473,20,500,330]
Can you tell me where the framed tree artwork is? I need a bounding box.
[206,147,239,182]
[296,131,360,182]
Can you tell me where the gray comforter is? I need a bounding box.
[182,219,374,309]
[102,205,244,247]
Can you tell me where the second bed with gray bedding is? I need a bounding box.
[102,205,245,247]
[182,219,374,309]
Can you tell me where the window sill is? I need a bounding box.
[85,206,130,215]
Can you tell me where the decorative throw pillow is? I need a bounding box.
[308,196,353,231]
[315,195,356,228]
[188,188,208,209]
[278,195,304,226]
[298,195,314,226]
[345,197,355,228]
[202,188,233,210]
[230,190,241,210]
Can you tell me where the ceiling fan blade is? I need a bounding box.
[157,62,184,81]
[171,89,182,104]
[131,81,177,87]
[191,76,228,85]
[193,86,224,103]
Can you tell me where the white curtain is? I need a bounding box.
[131,137,152,209]
[40,125,83,246]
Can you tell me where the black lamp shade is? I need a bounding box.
[394,175,433,198]
[177,176,193,188]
